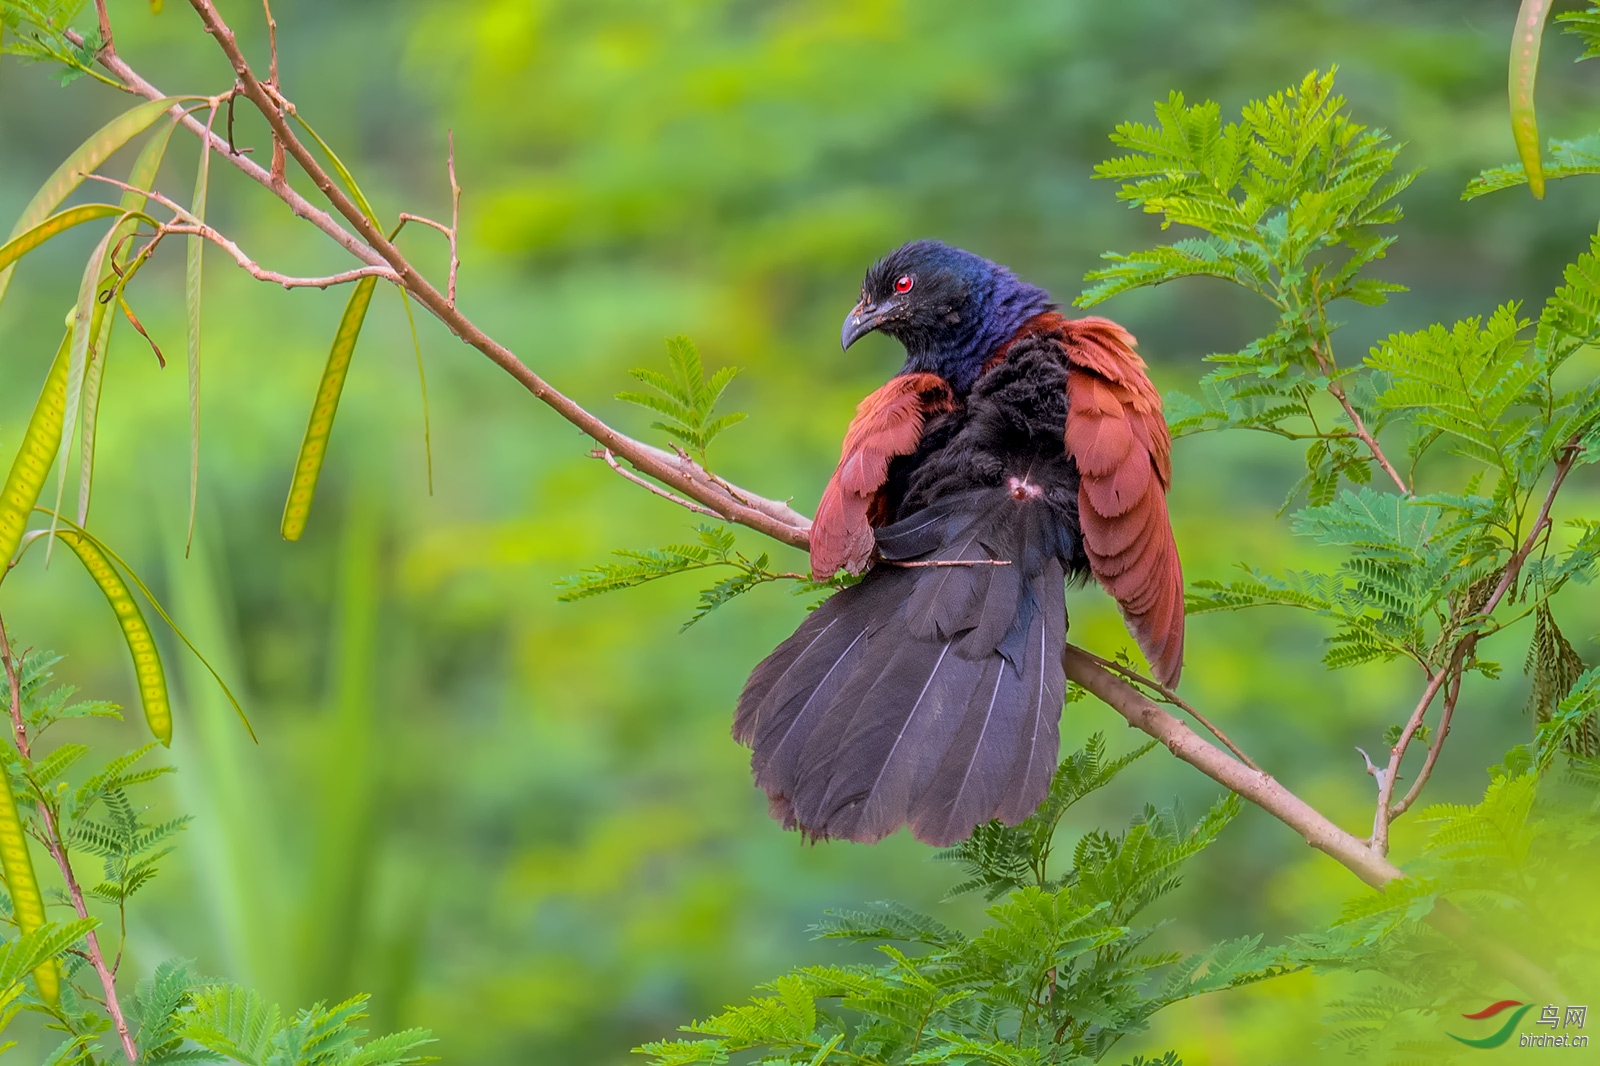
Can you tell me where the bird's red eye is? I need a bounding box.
[894,275,914,294]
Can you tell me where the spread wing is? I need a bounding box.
[810,372,954,581]
[1061,317,1185,685]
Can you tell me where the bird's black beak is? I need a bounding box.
[841,297,885,351]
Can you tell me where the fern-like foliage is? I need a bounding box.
[640,739,1285,1065]
[1289,743,1600,1064]
[0,1,107,86]
[556,523,824,629]
[618,335,746,461]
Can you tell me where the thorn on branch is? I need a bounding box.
[1355,745,1390,792]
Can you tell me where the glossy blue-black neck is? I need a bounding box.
[879,241,1054,395]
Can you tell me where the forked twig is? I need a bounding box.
[1073,646,1262,772]
[594,449,720,518]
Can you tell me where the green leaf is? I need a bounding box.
[618,336,746,461]
[0,96,176,313]
[185,116,216,557]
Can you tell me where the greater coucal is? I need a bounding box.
[736,240,1183,846]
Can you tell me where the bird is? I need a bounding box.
[733,239,1183,847]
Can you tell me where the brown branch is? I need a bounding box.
[92,0,114,53]
[64,29,387,273]
[1311,347,1409,496]
[594,449,719,518]
[1390,669,1461,819]
[1072,646,1262,771]
[1372,664,1451,856]
[0,617,139,1063]
[261,0,285,186]
[159,225,398,288]
[447,130,461,308]
[397,213,451,238]
[1062,644,1404,888]
[82,174,401,289]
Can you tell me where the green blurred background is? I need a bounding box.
[2,1,1598,1061]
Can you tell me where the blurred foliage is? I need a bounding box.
[0,0,1599,1064]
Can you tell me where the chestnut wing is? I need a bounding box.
[810,372,953,581]
[1061,317,1185,685]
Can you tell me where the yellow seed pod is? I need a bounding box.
[56,531,172,746]
[0,333,71,573]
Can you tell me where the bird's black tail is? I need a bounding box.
[735,484,1070,846]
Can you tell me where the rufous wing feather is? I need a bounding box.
[1061,317,1185,685]
[810,372,954,581]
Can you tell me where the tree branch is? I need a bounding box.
[1070,646,1262,772]
[1390,669,1461,819]
[169,0,812,550]
[1062,645,1404,888]
[1375,438,1585,848]
[593,449,720,518]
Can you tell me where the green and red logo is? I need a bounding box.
[1449,1000,1533,1049]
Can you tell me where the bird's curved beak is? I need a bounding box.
[841,298,884,351]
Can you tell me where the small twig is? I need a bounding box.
[1390,671,1461,819]
[447,130,461,309]
[397,213,451,238]
[1312,351,1409,496]
[881,558,1013,568]
[160,225,398,288]
[261,0,285,186]
[1074,647,1262,772]
[0,614,139,1063]
[1371,664,1449,856]
[0,621,26,761]
[93,0,114,54]
[83,178,403,289]
[594,449,720,518]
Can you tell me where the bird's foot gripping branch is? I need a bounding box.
[0,0,1597,1060]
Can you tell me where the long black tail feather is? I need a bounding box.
[735,483,1070,846]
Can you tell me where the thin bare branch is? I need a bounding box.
[161,225,399,288]
[1073,646,1263,772]
[93,0,115,53]
[448,130,461,308]
[882,559,1012,568]
[65,28,387,272]
[1311,348,1410,496]
[398,213,451,238]
[594,449,720,518]
[1391,670,1461,819]
[262,0,285,185]
[1372,664,1450,856]
[1063,644,1402,887]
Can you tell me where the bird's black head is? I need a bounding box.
[841,239,1055,394]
